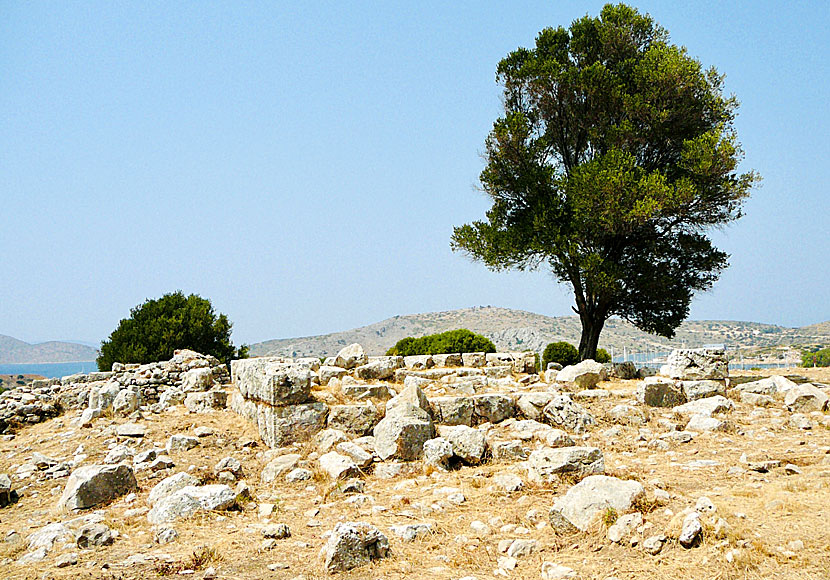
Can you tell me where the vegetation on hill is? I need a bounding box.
[97,292,246,371]
[451,3,758,360]
[386,329,496,356]
[802,347,830,367]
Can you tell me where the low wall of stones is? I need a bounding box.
[0,350,230,433]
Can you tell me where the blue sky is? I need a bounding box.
[1,1,828,346]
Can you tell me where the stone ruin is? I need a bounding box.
[0,349,230,434]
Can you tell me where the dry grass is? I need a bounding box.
[0,367,828,579]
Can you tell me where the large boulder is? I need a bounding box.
[147,484,236,524]
[59,464,138,510]
[679,380,725,401]
[373,413,434,461]
[148,472,201,505]
[472,393,515,424]
[182,367,214,392]
[637,380,687,408]
[556,360,607,388]
[430,396,474,426]
[660,348,728,380]
[184,390,228,413]
[549,475,644,532]
[542,395,596,433]
[354,357,403,380]
[516,392,556,422]
[334,344,368,370]
[232,359,312,406]
[321,522,390,573]
[527,447,604,484]
[437,425,487,464]
[672,395,734,419]
[386,384,432,418]
[327,402,383,435]
[784,384,829,413]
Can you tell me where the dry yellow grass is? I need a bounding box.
[0,367,828,579]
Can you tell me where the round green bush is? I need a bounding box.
[387,329,496,356]
[97,291,245,371]
[542,341,579,368]
[595,348,611,363]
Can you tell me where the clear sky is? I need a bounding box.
[2,1,828,346]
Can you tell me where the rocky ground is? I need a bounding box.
[1,359,829,580]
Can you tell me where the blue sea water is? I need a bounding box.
[0,361,98,379]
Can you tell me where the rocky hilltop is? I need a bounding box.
[251,306,830,358]
[0,334,98,364]
[1,346,828,579]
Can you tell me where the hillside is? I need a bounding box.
[0,334,98,364]
[251,306,830,358]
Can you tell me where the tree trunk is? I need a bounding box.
[577,312,605,361]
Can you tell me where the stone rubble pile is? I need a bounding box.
[1,343,828,577]
[0,349,230,434]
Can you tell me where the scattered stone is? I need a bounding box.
[327,402,383,435]
[679,512,702,548]
[373,407,434,462]
[214,456,243,479]
[437,425,487,464]
[637,381,686,408]
[147,484,237,524]
[680,380,726,401]
[642,534,666,555]
[784,384,829,413]
[492,473,524,492]
[527,447,604,484]
[285,468,313,483]
[184,390,228,413]
[55,552,79,567]
[542,395,596,433]
[556,360,607,388]
[549,475,644,532]
[607,512,643,543]
[167,434,200,453]
[660,348,728,380]
[788,413,813,430]
[154,527,179,544]
[334,344,368,370]
[0,473,19,507]
[389,523,432,541]
[59,464,138,510]
[75,523,113,548]
[541,562,579,579]
[318,451,359,480]
[262,454,302,483]
[262,523,291,539]
[321,521,390,572]
[423,437,454,470]
[115,423,146,438]
[672,395,734,418]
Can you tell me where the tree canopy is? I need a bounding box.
[97,291,243,370]
[451,3,757,359]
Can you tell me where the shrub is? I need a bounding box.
[97,291,246,370]
[595,348,611,363]
[542,341,580,368]
[802,347,830,367]
[386,329,496,356]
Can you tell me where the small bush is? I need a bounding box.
[595,348,611,363]
[542,341,579,368]
[386,329,496,356]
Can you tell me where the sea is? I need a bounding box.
[0,361,98,379]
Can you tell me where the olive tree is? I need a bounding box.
[452,4,757,359]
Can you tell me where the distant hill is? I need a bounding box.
[0,334,99,364]
[250,306,830,358]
